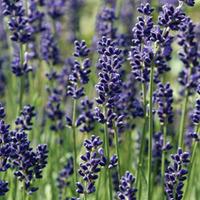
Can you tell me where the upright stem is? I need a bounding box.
[84,192,87,200]
[19,44,25,113]
[114,126,121,179]
[161,119,167,199]
[147,64,154,200]
[72,99,78,192]
[178,91,189,148]
[96,170,102,200]
[104,107,113,200]
[136,83,147,197]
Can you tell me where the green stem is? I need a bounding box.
[114,126,121,179]
[96,170,102,200]
[183,125,199,200]
[161,119,167,199]
[22,183,26,200]
[127,130,132,170]
[147,64,154,200]
[104,107,113,200]
[178,92,189,148]
[136,83,147,199]
[116,0,123,17]
[19,44,25,113]
[72,99,78,193]
[84,193,87,200]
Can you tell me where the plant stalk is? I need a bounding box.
[104,107,113,200]
[147,64,154,200]
[178,91,189,148]
[72,99,78,193]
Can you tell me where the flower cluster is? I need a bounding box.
[0,119,11,172]
[192,99,200,125]
[28,0,45,34]
[15,105,36,131]
[10,131,48,193]
[95,36,124,129]
[117,171,137,200]
[178,17,200,96]
[129,3,154,83]
[76,135,106,194]
[46,88,64,132]
[0,180,9,196]
[57,157,73,200]
[67,40,91,99]
[40,27,61,65]
[0,103,5,119]
[165,148,190,200]
[154,82,173,124]
[2,0,33,43]
[76,98,95,133]
[96,7,117,39]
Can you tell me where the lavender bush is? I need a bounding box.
[0,0,200,199]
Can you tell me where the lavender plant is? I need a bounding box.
[0,0,199,200]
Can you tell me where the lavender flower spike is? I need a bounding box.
[117,171,137,200]
[165,148,190,200]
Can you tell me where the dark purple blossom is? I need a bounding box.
[40,27,60,65]
[154,82,173,124]
[57,157,73,200]
[0,103,5,119]
[158,4,186,31]
[180,0,195,6]
[67,40,91,99]
[192,99,200,125]
[129,3,154,83]
[0,120,11,172]
[95,36,124,129]
[0,180,9,196]
[46,88,64,132]
[76,98,95,133]
[28,0,45,34]
[15,105,36,131]
[65,0,85,42]
[77,135,106,194]
[108,154,118,169]
[2,0,33,43]
[11,46,32,76]
[178,17,200,96]
[165,148,190,200]
[96,7,117,39]
[47,0,66,20]
[10,131,48,194]
[117,171,137,200]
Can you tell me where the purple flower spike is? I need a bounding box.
[117,171,137,200]
[192,99,200,125]
[165,148,190,200]
[77,135,106,195]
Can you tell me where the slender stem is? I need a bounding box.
[114,125,121,179]
[22,183,26,200]
[136,83,147,200]
[178,91,189,148]
[127,130,132,170]
[84,191,87,200]
[19,44,25,113]
[183,125,199,200]
[96,170,102,200]
[147,64,154,200]
[72,99,78,193]
[161,119,167,199]
[104,107,113,200]
[116,0,123,17]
